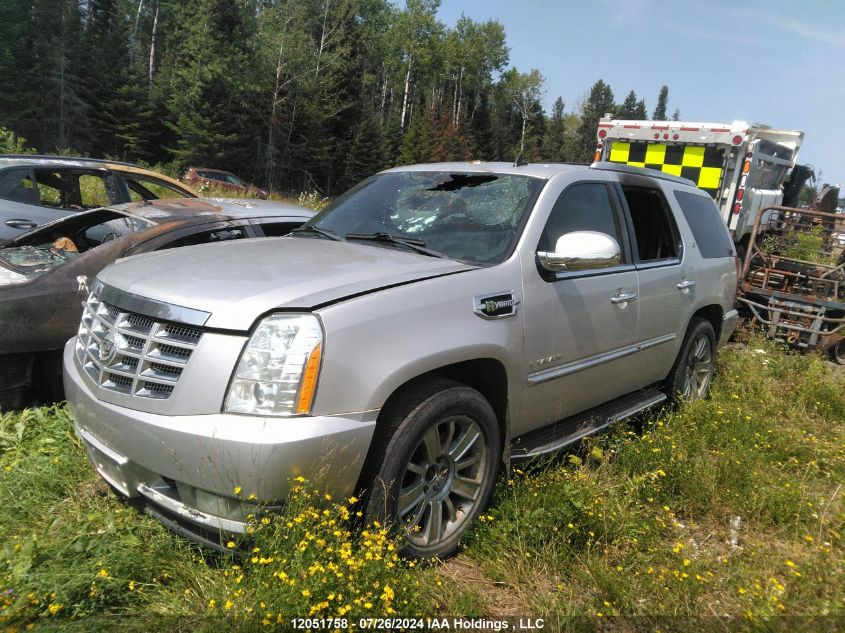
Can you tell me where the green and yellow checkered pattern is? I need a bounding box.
[607,141,725,198]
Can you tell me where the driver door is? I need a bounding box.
[521,182,642,429]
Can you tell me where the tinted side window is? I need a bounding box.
[673,190,735,258]
[256,221,301,237]
[621,186,679,261]
[158,226,247,250]
[539,183,623,257]
[0,169,38,204]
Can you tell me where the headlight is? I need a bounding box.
[224,314,323,416]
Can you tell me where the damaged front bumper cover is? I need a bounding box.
[64,339,377,550]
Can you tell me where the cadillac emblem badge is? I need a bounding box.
[99,332,119,364]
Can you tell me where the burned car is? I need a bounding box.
[0,155,198,241]
[0,198,312,410]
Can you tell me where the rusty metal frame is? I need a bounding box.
[739,205,845,350]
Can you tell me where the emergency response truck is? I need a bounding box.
[595,116,810,249]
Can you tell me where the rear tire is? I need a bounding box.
[664,317,717,404]
[363,378,500,559]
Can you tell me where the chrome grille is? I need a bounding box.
[75,292,203,399]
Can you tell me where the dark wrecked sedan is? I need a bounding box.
[0,198,313,410]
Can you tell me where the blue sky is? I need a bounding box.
[435,0,845,187]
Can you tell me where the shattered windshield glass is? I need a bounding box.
[305,172,546,265]
[0,241,80,276]
[0,211,150,280]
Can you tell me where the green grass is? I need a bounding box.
[1,335,843,629]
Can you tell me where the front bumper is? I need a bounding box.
[64,339,377,543]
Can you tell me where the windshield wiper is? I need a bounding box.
[290,225,342,241]
[345,232,448,258]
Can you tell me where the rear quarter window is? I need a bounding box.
[673,189,736,259]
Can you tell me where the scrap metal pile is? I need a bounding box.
[738,204,845,363]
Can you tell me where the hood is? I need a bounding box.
[97,237,476,330]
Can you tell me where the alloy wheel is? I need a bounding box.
[397,415,488,548]
[682,333,713,399]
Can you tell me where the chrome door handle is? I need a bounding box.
[611,291,638,304]
[5,219,37,230]
[677,279,697,290]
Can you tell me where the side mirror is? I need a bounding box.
[537,231,621,272]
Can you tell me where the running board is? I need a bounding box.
[510,388,666,461]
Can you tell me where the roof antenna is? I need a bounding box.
[513,153,527,167]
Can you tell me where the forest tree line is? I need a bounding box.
[0,0,678,195]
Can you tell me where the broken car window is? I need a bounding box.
[0,210,151,276]
[304,172,545,265]
[126,175,193,201]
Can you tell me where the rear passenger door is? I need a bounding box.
[616,181,691,382]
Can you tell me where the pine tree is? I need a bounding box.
[165,0,262,168]
[634,99,648,120]
[343,111,387,187]
[432,111,475,161]
[652,85,669,120]
[576,79,614,163]
[382,113,405,166]
[111,64,156,161]
[672,108,681,121]
[469,92,495,160]
[617,90,638,118]
[0,1,34,143]
[82,0,138,159]
[7,0,87,151]
[544,96,566,161]
[396,106,434,165]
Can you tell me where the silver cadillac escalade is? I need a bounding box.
[64,162,739,558]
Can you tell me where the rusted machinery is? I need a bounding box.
[738,205,845,363]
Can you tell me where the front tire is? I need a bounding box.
[665,317,717,403]
[364,379,501,559]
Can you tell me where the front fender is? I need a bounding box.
[312,266,524,418]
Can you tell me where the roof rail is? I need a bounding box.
[0,154,144,169]
[589,161,696,187]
